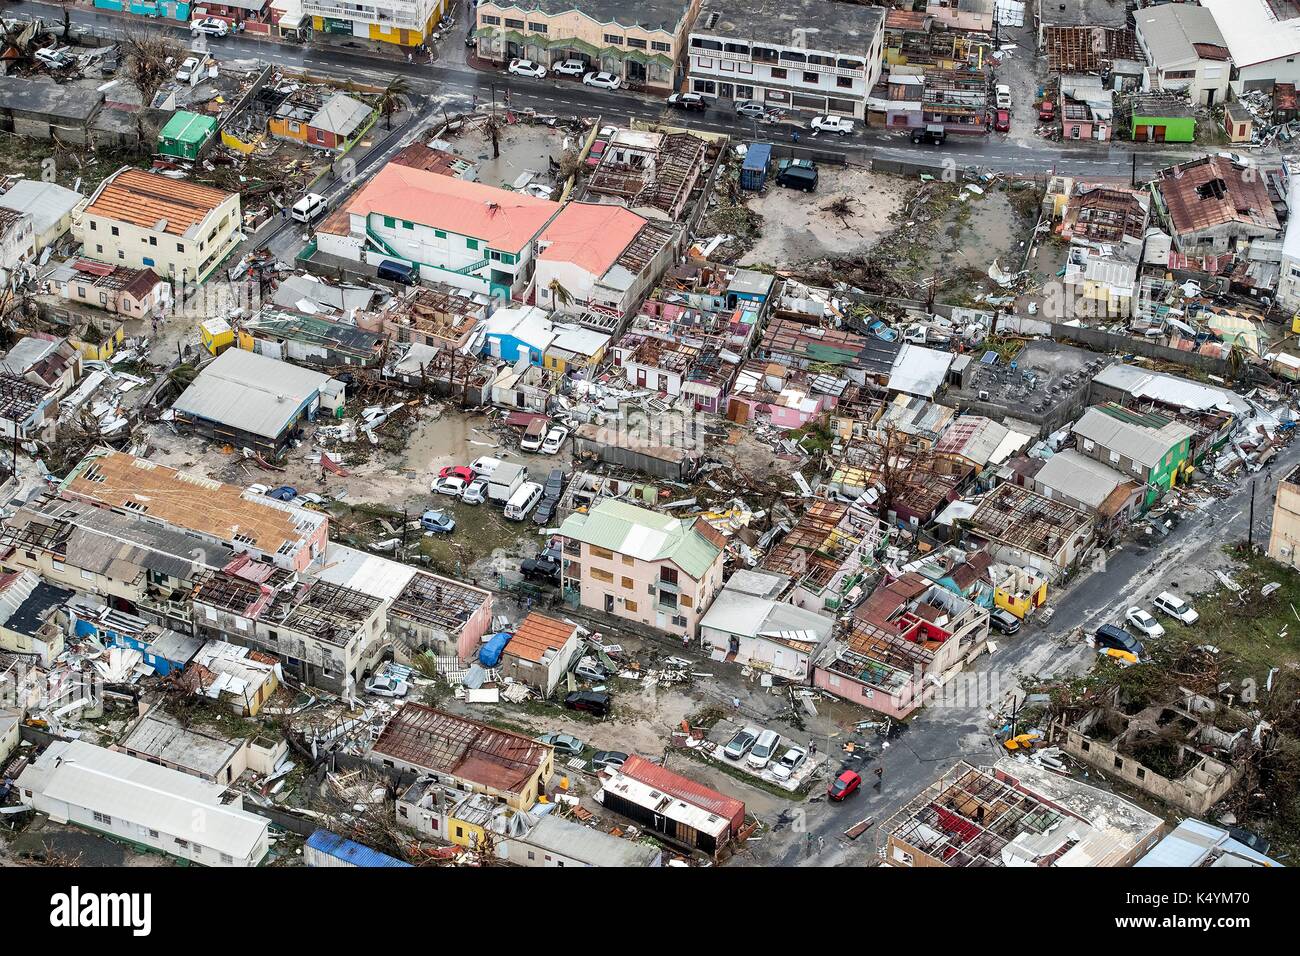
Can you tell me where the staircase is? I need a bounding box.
[454,257,489,276]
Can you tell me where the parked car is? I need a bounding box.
[520,418,548,452]
[247,483,270,496]
[267,486,297,501]
[1125,606,1166,639]
[667,92,708,112]
[541,425,569,455]
[520,553,561,581]
[770,746,807,781]
[469,456,503,477]
[98,47,120,77]
[574,657,608,683]
[553,59,587,77]
[829,769,862,801]
[376,259,414,284]
[746,729,782,770]
[590,751,628,771]
[990,608,1022,636]
[461,477,489,505]
[995,84,1011,109]
[775,165,818,192]
[1038,99,1055,121]
[735,101,767,118]
[532,496,558,527]
[364,673,409,697]
[508,58,546,79]
[582,71,621,90]
[809,114,854,135]
[543,468,565,500]
[1095,623,1144,659]
[1153,591,1199,624]
[433,474,467,497]
[994,109,1010,132]
[419,509,455,534]
[191,17,230,37]
[564,690,611,717]
[176,56,202,83]
[723,727,760,761]
[438,465,474,482]
[911,124,947,146]
[537,732,584,755]
[465,27,477,48]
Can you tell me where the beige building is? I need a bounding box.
[475,0,701,93]
[1268,465,1300,567]
[73,167,241,284]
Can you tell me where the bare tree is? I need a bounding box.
[121,27,185,107]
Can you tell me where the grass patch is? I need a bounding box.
[1188,550,1300,683]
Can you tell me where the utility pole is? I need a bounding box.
[1130,153,1137,188]
[1248,478,1256,551]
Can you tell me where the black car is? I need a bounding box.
[565,690,611,717]
[532,495,558,527]
[1095,624,1144,659]
[911,124,947,146]
[667,92,708,112]
[775,165,818,192]
[520,554,561,581]
[990,609,1022,636]
[544,467,565,500]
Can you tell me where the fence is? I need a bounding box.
[1047,322,1230,375]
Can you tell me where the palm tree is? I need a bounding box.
[547,279,574,310]
[378,75,411,130]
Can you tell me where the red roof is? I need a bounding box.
[537,202,646,276]
[619,755,745,831]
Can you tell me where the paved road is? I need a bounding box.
[752,437,1300,867]
[8,0,1275,178]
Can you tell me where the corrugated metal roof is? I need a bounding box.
[557,499,721,580]
[172,348,333,439]
[617,755,745,831]
[1072,405,1194,469]
[306,829,412,867]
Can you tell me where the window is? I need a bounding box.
[589,545,614,560]
[176,242,184,252]
[455,827,464,838]
[627,37,646,49]
[435,229,446,239]
[383,215,396,228]
[660,567,679,586]
[117,250,125,260]
[90,220,97,231]
[528,851,536,860]
[771,67,787,79]
[504,17,524,28]
[111,225,119,236]
[592,568,614,583]
[680,594,693,609]
[803,71,818,84]
[622,555,634,565]
[625,599,638,612]
[527,22,547,33]
[220,853,234,864]
[651,41,670,52]
[467,238,479,250]
[621,576,633,589]
[481,14,500,25]
[837,76,852,88]
[402,220,414,230]
[604,34,624,46]
[93,811,112,825]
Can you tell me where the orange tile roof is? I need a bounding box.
[345,162,559,252]
[507,613,577,663]
[85,167,236,237]
[537,202,646,276]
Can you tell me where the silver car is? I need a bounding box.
[723,727,760,760]
[770,746,807,781]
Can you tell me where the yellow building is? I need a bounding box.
[475,0,700,93]
[306,0,445,47]
[70,321,125,361]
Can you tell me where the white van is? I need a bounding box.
[747,729,782,770]
[504,481,543,521]
[470,456,504,478]
[1153,591,1199,624]
[291,193,329,223]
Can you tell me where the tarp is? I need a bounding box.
[479,631,512,668]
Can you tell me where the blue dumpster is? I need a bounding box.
[741,143,772,190]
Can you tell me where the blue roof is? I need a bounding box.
[306,829,412,868]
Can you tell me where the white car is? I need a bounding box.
[736,101,767,118]
[582,71,621,90]
[995,84,1011,109]
[469,456,503,477]
[364,673,409,698]
[809,114,854,135]
[552,59,586,77]
[191,17,230,37]
[176,56,202,83]
[461,477,489,505]
[247,483,270,496]
[508,58,546,79]
[770,745,807,781]
[540,425,569,455]
[1153,591,1199,625]
[747,730,782,770]
[434,475,468,497]
[1125,606,1166,639]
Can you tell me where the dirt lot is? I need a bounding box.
[738,166,910,268]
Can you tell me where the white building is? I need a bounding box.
[0,206,35,278]
[1200,0,1300,92]
[686,0,885,119]
[16,739,270,867]
[698,570,834,680]
[302,0,447,48]
[1279,177,1300,316]
[1134,2,1231,108]
[0,179,84,254]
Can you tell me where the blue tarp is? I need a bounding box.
[305,830,411,868]
[479,631,512,668]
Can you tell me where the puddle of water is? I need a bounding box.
[399,411,500,474]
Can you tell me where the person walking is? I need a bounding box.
[873,766,884,789]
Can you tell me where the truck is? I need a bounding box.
[488,461,527,503]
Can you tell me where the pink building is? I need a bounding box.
[556,499,726,638]
[58,260,170,319]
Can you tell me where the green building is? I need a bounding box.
[1129,95,1196,143]
[158,111,216,161]
[1071,403,1195,510]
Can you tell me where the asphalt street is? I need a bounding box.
[8,0,1272,178]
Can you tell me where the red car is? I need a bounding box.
[994,109,1010,132]
[829,769,861,801]
[438,465,474,483]
[1038,100,1055,122]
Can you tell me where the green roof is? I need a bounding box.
[558,499,721,580]
[159,110,216,145]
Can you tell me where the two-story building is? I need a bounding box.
[474,0,700,94]
[73,167,241,284]
[316,162,560,301]
[1134,1,1231,108]
[1071,403,1195,510]
[556,499,725,638]
[303,0,447,49]
[686,0,885,120]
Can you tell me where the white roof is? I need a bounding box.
[1199,0,1300,68]
[1035,450,1130,510]
[0,179,83,236]
[485,305,555,351]
[18,739,268,859]
[600,772,729,838]
[700,586,833,644]
[549,323,610,358]
[318,542,417,600]
[1135,3,1226,67]
[888,344,954,399]
[172,348,333,439]
[1092,363,1251,416]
